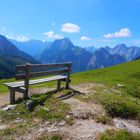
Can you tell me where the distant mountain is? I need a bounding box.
[105,44,140,61]
[88,48,126,69]
[84,46,96,53]
[37,38,93,72]
[1,35,139,76]
[38,38,126,72]
[0,35,39,78]
[11,39,52,57]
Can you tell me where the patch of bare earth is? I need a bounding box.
[71,83,104,94]
[1,83,140,140]
[63,98,103,119]
[60,119,111,140]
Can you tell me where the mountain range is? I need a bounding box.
[0,34,140,78]
[0,35,38,78]
[37,38,128,72]
[37,38,93,72]
[104,44,140,61]
[11,39,51,57]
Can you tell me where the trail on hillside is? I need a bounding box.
[0,84,140,140]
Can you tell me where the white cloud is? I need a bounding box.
[6,34,29,42]
[80,36,91,41]
[0,27,29,42]
[61,23,80,33]
[104,28,131,39]
[15,35,29,42]
[44,31,64,39]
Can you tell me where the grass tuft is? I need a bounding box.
[99,129,140,140]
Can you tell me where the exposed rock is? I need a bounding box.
[65,115,70,119]
[0,124,9,130]
[25,100,35,111]
[60,119,111,140]
[13,119,23,123]
[2,104,16,111]
[117,84,125,87]
[45,121,51,126]
[58,121,66,126]
[113,118,140,133]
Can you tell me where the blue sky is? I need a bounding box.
[0,0,140,47]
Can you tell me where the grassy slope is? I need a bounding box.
[0,60,140,139]
[1,59,140,95]
[72,59,140,97]
[72,60,140,120]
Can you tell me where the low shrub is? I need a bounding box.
[99,129,140,140]
[105,101,138,119]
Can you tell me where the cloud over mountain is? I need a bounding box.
[61,23,80,33]
[44,31,64,39]
[80,36,91,41]
[104,28,131,39]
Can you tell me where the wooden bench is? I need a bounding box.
[4,62,72,104]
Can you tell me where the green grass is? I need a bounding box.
[37,133,62,140]
[1,60,140,120]
[71,60,140,120]
[99,129,140,140]
[92,93,140,119]
[2,60,140,96]
[0,91,70,139]
[34,96,70,121]
[0,78,15,93]
[0,93,70,122]
[0,122,34,140]
[72,60,140,98]
[0,60,140,139]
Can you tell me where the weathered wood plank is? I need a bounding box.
[16,62,69,71]
[16,65,26,71]
[14,87,25,93]
[4,75,67,88]
[15,69,68,80]
[5,62,72,104]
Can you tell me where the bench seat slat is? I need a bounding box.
[4,75,67,88]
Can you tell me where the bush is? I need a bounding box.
[95,115,112,125]
[37,133,62,140]
[100,129,140,140]
[105,101,138,119]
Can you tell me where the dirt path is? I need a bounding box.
[63,98,103,119]
[17,97,112,140]
[0,94,10,107]
[1,83,140,140]
[0,87,54,107]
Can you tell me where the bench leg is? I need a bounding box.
[10,89,15,104]
[23,90,28,100]
[57,80,61,91]
[65,79,70,89]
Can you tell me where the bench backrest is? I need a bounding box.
[15,62,72,80]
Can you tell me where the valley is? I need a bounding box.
[0,59,140,139]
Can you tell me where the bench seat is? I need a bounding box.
[4,75,67,88]
[4,62,71,104]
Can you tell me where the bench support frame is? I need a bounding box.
[9,88,15,104]
[4,62,72,104]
